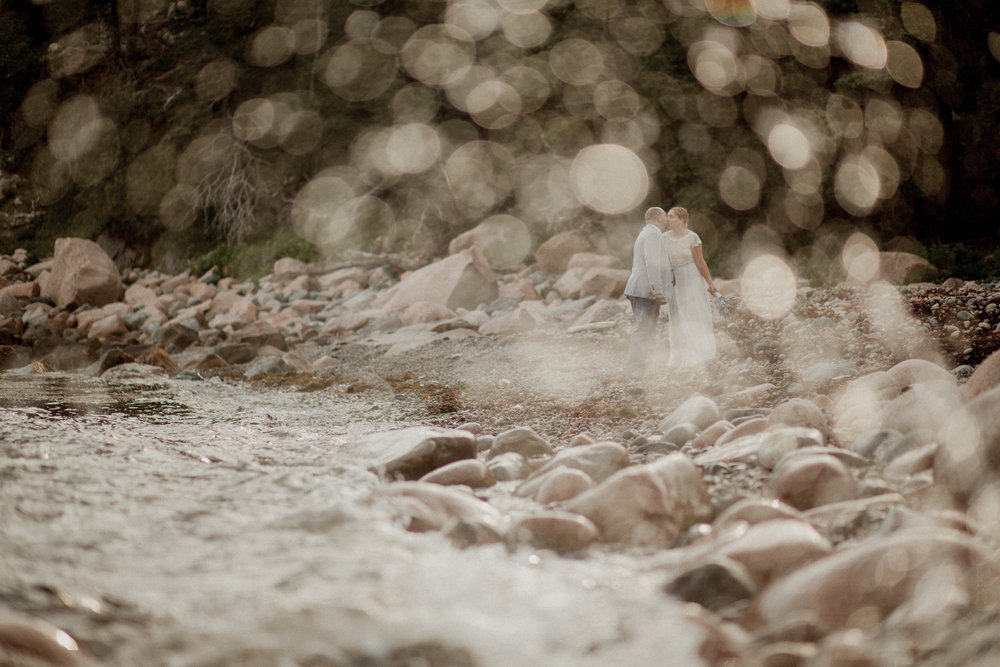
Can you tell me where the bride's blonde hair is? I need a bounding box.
[669,207,689,226]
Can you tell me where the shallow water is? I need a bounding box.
[0,372,707,666]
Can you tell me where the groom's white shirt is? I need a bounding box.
[624,223,674,302]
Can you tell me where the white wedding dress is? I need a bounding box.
[664,230,716,368]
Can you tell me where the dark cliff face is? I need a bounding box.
[0,1,998,278]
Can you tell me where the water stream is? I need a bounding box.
[1,372,707,666]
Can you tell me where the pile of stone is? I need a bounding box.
[0,231,635,378]
[362,350,1000,664]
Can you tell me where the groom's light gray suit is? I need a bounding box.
[624,223,674,372]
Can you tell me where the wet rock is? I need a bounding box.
[419,459,496,488]
[963,347,1000,399]
[768,397,829,434]
[366,426,479,481]
[101,362,169,381]
[535,468,593,504]
[214,342,257,365]
[848,429,903,458]
[508,511,599,554]
[87,313,128,341]
[713,498,804,531]
[89,347,135,376]
[743,529,995,636]
[563,453,712,547]
[716,417,769,447]
[934,384,1000,503]
[0,610,82,666]
[383,481,508,546]
[713,519,833,587]
[660,394,721,434]
[769,454,857,510]
[694,431,767,466]
[517,441,628,496]
[691,420,734,448]
[664,556,758,612]
[136,346,178,375]
[757,427,825,470]
[488,426,554,459]
[43,238,122,308]
[663,422,698,446]
[486,451,530,481]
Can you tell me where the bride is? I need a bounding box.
[663,207,718,368]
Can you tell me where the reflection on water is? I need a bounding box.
[0,372,192,421]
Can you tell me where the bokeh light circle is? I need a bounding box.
[767,123,812,170]
[719,165,761,211]
[569,143,649,215]
[834,155,880,215]
[740,254,797,320]
[549,39,605,86]
[842,232,880,282]
[401,24,476,88]
[386,123,441,174]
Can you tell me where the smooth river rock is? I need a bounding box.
[365,426,478,481]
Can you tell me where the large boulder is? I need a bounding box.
[877,251,934,284]
[534,230,593,276]
[43,238,122,308]
[375,248,498,313]
[448,215,532,271]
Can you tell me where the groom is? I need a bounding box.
[623,206,674,374]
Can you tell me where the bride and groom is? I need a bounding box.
[624,206,718,374]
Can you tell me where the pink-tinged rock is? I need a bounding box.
[802,493,904,532]
[399,301,456,326]
[768,397,829,434]
[317,267,369,290]
[75,302,130,333]
[448,215,531,271]
[0,291,20,316]
[769,454,857,511]
[886,358,955,389]
[0,281,39,300]
[691,420,734,449]
[488,426,554,459]
[187,281,217,302]
[714,519,833,586]
[714,498,803,531]
[124,283,157,306]
[577,267,630,300]
[419,459,496,488]
[832,371,903,446]
[366,426,478,481]
[694,432,767,466]
[509,511,599,554]
[321,310,383,335]
[563,453,712,547]
[716,417,769,447]
[964,347,1000,400]
[661,395,721,433]
[934,384,1000,503]
[44,238,122,308]
[383,481,509,546]
[742,528,996,634]
[535,468,594,504]
[534,230,593,276]
[756,427,825,470]
[681,604,751,665]
[87,314,127,341]
[552,267,586,299]
[479,303,546,335]
[497,278,539,302]
[566,252,618,271]
[879,379,964,437]
[272,257,309,278]
[515,441,628,498]
[376,248,498,313]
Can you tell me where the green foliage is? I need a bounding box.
[189,229,320,280]
[926,242,1000,282]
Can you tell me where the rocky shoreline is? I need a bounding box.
[3,237,1000,665]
